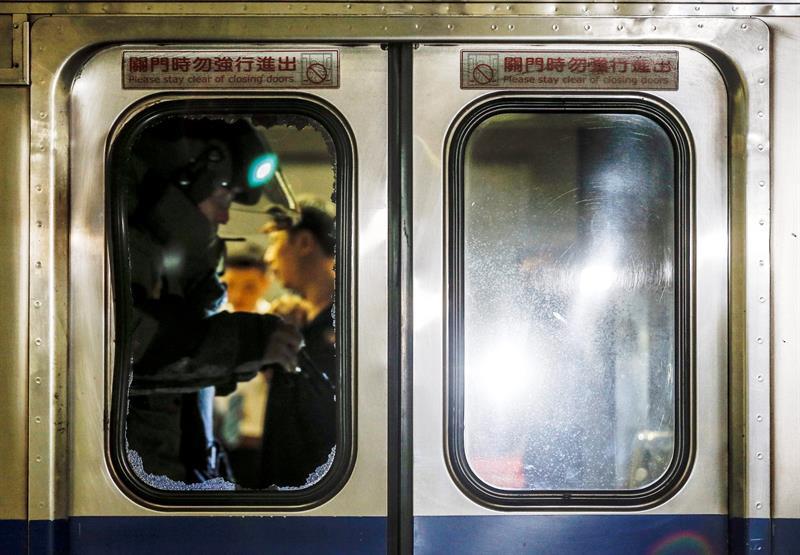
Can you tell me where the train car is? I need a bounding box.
[0,1,797,553]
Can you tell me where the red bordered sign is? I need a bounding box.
[461,50,679,91]
[122,50,340,89]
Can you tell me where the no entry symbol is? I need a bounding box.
[306,62,329,84]
[472,63,495,85]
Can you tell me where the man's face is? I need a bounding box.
[264,229,302,292]
[197,186,234,226]
[221,266,270,313]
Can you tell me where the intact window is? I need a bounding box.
[447,99,691,508]
[108,99,353,505]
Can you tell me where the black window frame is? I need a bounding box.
[445,95,694,510]
[107,96,356,510]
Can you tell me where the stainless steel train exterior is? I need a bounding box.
[0,1,797,553]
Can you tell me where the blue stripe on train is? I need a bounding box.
[7,515,800,554]
[414,514,728,554]
[26,516,386,555]
[774,518,800,555]
[0,519,26,553]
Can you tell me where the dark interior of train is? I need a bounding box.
[109,110,339,491]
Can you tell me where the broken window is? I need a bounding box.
[108,100,352,504]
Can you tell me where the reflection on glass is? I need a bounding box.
[462,113,676,491]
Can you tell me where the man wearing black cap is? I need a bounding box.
[122,116,302,484]
[260,200,337,487]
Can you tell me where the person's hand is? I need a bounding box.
[269,294,312,328]
[261,319,303,374]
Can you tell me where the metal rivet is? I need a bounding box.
[36,220,43,228]
[741,23,748,29]
[733,5,739,10]
[346,3,351,8]
[35,456,42,462]
[651,25,657,31]
[613,4,619,10]
[759,78,766,85]
[757,374,764,382]
[415,23,420,29]
[39,145,46,152]
[35,261,42,269]
[757,414,763,422]
[759,259,765,266]
[508,24,514,30]
[35,185,42,193]
[552,24,559,31]
[757,337,764,343]
[759,297,766,303]
[34,300,41,308]
[38,502,44,508]
[759,218,766,226]
[617,24,624,31]
[757,111,765,118]
[697,23,704,28]
[585,24,591,31]
[35,377,41,385]
[694,5,700,10]
[757,144,765,151]
[582,5,588,12]
[759,180,766,187]
[447,24,454,30]
[757,452,764,460]
[649,4,655,11]
[39,112,47,119]
[34,416,41,423]
[758,45,765,52]
[755,502,762,509]
[490,24,497,30]
[34,338,42,346]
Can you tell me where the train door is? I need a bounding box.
[408,22,768,552]
[30,16,388,552]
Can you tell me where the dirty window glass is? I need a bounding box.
[459,112,678,492]
[111,108,344,495]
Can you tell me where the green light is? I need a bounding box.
[247,153,278,188]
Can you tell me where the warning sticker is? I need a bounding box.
[461,50,678,91]
[122,50,340,89]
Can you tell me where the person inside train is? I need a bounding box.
[123,116,302,484]
[215,252,274,488]
[222,253,272,314]
[258,199,337,487]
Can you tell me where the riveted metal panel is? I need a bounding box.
[405,16,770,524]
[3,3,800,17]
